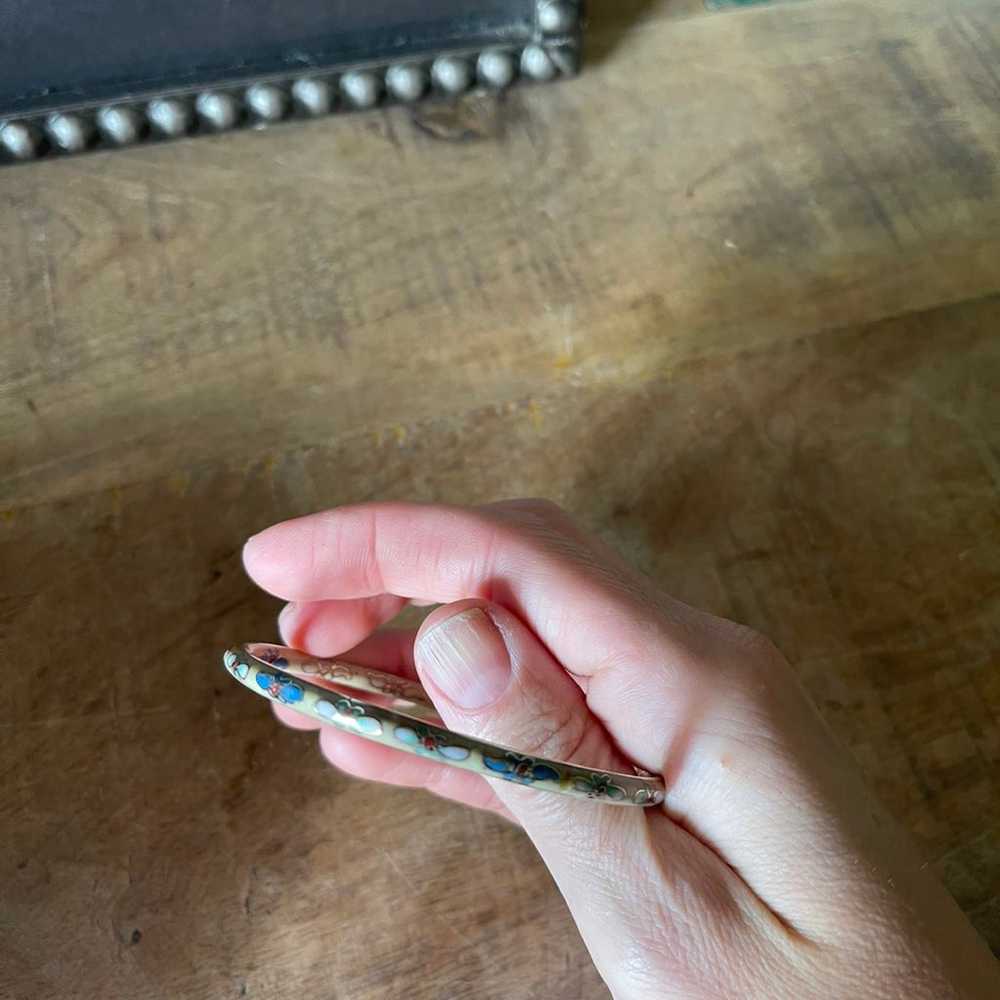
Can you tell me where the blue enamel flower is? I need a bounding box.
[223,650,249,680]
[258,648,290,668]
[255,672,303,704]
[483,753,559,785]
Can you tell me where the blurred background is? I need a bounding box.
[1,1,998,997]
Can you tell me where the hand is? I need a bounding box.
[243,500,998,999]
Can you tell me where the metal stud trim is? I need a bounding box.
[538,1,581,36]
[1,23,582,166]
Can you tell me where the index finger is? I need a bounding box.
[242,500,674,678]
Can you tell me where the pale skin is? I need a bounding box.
[242,499,999,999]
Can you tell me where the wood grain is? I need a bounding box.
[1,1,998,997]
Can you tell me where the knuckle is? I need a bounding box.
[515,700,587,763]
[700,614,783,667]
[730,621,778,658]
[497,496,566,519]
[485,497,573,536]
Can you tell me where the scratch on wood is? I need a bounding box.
[878,37,994,200]
[379,847,474,947]
[244,864,258,919]
[947,12,1000,105]
[378,848,417,894]
[685,156,734,200]
[819,125,902,247]
[36,224,59,349]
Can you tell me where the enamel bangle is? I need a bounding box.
[223,643,665,808]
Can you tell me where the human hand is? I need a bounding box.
[242,500,998,999]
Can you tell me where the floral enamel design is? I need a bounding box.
[255,671,304,705]
[296,661,423,700]
[295,660,354,682]
[393,723,470,761]
[573,773,627,801]
[223,649,249,680]
[315,697,383,736]
[366,671,422,700]
[483,752,560,785]
[256,648,290,669]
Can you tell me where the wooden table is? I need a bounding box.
[2,1,998,996]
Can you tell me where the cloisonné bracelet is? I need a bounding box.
[223,643,665,807]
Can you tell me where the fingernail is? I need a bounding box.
[278,603,295,630]
[416,608,511,710]
[242,533,265,568]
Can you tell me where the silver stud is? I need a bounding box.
[147,98,192,138]
[340,71,380,109]
[196,92,240,131]
[538,1,578,34]
[431,56,471,95]
[97,106,142,145]
[246,83,288,123]
[521,45,558,82]
[45,113,92,154]
[0,121,39,160]
[292,77,333,116]
[477,50,517,89]
[385,63,427,103]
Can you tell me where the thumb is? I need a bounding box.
[414,599,636,802]
[413,600,774,998]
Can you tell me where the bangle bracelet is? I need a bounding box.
[223,643,665,808]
